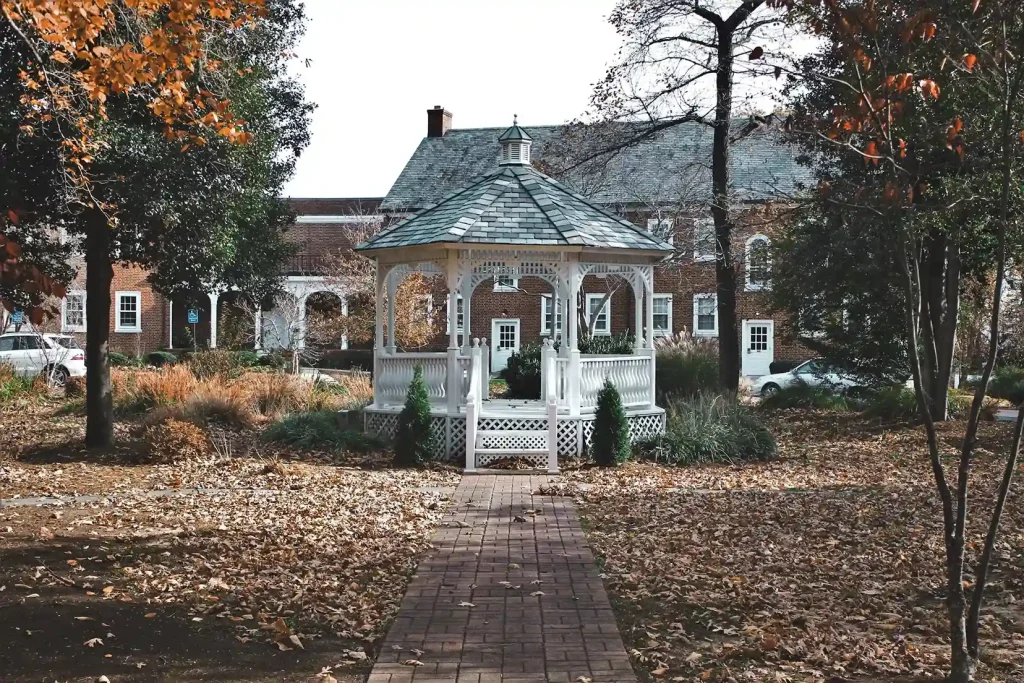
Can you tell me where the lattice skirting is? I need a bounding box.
[364,408,665,463]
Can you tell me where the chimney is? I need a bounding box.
[427,106,453,137]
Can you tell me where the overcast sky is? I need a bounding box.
[283,0,621,200]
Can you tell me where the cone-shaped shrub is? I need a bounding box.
[593,378,631,466]
[394,365,435,467]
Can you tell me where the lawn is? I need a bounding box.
[0,371,460,683]
[565,412,1024,682]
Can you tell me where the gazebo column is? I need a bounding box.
[461,271,473,354]
[446,253,461,413]
[374,266,386,406]
[386,270,397,354]
[644,266,657,407]
[633,278,644,353]
[566,258,582,415]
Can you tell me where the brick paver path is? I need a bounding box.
[369,474,636,683]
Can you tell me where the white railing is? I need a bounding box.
[457,355,472,401]
[579,354,653,410]
[375,352,448,406]
[539,340,569,407]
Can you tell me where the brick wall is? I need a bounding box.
[65,263,170,354]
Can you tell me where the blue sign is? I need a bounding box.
[187,309,200,324]
[10,310,23,325]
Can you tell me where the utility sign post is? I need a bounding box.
[187,309,199,351]
[10,310,24,331]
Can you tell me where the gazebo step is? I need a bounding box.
[476,429,548,440]
[475,448,550,456]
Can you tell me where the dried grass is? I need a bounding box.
[142,418,211,464]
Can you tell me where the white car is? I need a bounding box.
[0,332,86,386]
[754,359,865,397]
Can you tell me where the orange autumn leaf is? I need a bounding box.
[964,54,978,71]
[919,79,941,99]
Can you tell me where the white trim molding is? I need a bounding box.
[540,294,564,336]
[693,217,716,263]
[493,274,520,293]
[585,293,612,337]
[693,293,718,337]
[114,291,142,333]
[647,218,675,246]
[446,293,464,334]
[652,293,673,336]
[62,290,86,333]
[745,234,772,291]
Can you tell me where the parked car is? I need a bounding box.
[754,358,866,397]
[0,332,86,386]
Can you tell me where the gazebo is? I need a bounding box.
[357,118,673,472]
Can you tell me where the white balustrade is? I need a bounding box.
[375,352,448,406]
[457,356,472,401]
[579,355,652,409]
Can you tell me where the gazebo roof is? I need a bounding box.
[356,163,674,253]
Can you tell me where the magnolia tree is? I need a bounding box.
[775,0,1024,679]
[1,0,310,447]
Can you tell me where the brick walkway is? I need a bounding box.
[369,474,636,683]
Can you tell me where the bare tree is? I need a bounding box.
[551,0,790,392]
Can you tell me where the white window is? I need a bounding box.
[746,234,772,291]
[693,294,718,337]
[585,293,612,336]
[540,294,564,336]
[652,294,673,336]
[694,218,716,262]
[115,291,142,333]
[421,294,434,327]
[445,294,464,334]
[62,291,86,333]
[493,275,520,293]
[647,218,675,245]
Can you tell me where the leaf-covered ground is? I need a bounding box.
[566,412,1024,682]
[0,399,459,682]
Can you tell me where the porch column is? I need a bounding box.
[254,309,263,351]
[341,296,349,350]
[297,294,309,349]
[386,271,397,354]
[167,300,174,349]
[567,258,582,415]
[208,292,220,349]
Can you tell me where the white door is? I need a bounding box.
[742,320,774,377]
[491,319,520,371]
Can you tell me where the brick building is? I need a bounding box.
[23,108,812,376]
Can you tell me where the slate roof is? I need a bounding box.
[380,122,810,212]
[357,164,674,252]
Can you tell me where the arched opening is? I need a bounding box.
[170,294,212,350]
[304,290,347,352]
[216,291,257,350]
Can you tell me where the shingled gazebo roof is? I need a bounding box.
[356,162,674,253]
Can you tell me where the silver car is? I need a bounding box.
[754,359,865,397]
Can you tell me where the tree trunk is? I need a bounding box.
[713,26,740,394]
[84,209,114,449]
[918,231,958,421]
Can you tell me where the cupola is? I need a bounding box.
[498,115,532,166]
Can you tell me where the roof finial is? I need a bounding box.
[513,114,518,125]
